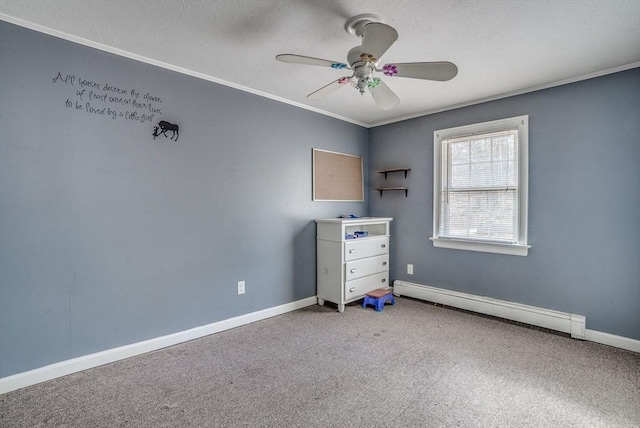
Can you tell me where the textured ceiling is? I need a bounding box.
[1,0,639,127]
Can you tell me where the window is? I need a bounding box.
[431,116,529,256]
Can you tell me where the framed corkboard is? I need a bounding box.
[312,148,364,201]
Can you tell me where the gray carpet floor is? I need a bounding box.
[1,297,639,427]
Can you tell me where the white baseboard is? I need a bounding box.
[585,329,640,353]
[0,296,317,395]
[393,280,639,353]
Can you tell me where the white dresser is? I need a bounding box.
[315,217,393,312]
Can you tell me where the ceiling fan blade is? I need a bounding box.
[307,77,352,100]
[383,61,458,81]
[276,54,349,70]
[368,79,400,110]
[361,23,398,60]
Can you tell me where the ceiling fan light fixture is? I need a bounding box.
[275,14,458,110]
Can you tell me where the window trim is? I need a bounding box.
[431,115,530,256]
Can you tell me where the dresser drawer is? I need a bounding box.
[344,272,389,301]
[345,254,388,281]
[344,237,389,262]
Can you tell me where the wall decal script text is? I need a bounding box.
[52,72,164,124]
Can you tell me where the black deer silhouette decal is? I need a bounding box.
[153,120,179,141]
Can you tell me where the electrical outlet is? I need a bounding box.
[407,264,414,275]
[237,281,245,295]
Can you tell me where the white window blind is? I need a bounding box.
[440,129,519,243]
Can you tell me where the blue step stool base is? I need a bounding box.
[362,291,396,312]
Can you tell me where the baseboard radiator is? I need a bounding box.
[393,280,586,339]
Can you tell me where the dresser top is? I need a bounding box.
[315,217,393,224]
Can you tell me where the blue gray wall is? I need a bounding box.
[369,68,640,340]
[0,21,369,377]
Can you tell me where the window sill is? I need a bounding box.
[430,237,530,256]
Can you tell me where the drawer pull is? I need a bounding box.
[381,278,386,283]
[350,268,356,273]
[349,249,356,254]
[382,261,387,266]
[381,244,386,248]
[349,287,356,293]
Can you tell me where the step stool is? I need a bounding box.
[362,288,396,312]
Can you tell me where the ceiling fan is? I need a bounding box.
[276,14,458,110]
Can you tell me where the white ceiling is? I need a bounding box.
[1,0,639,127]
